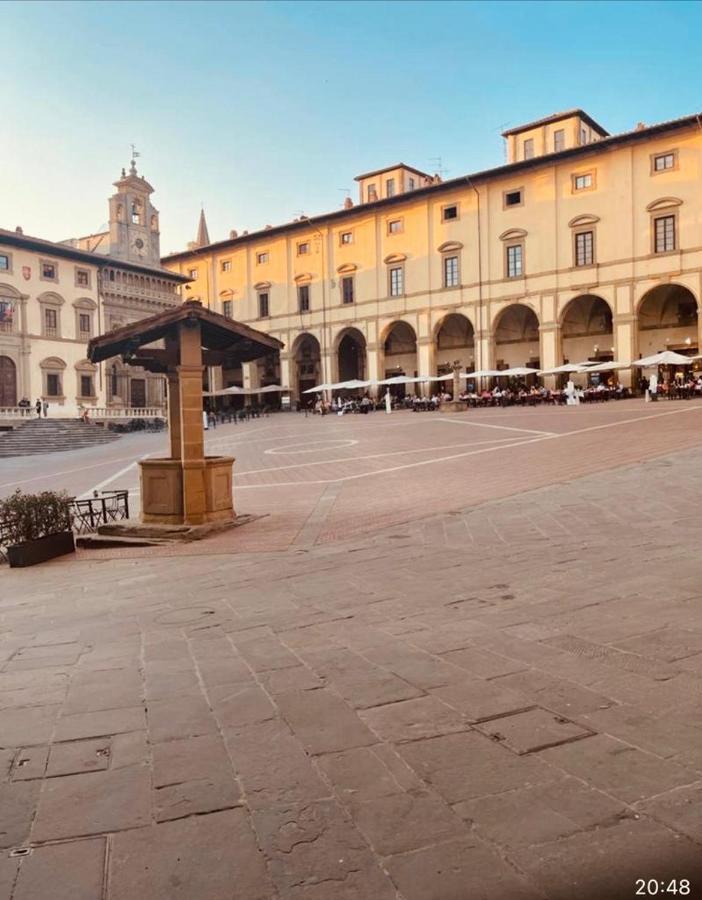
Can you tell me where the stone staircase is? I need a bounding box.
[0,419,122,458]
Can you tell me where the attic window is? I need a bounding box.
[504,189,523,208]
[442,205,458,222]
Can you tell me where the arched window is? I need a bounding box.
[131,200,141,225]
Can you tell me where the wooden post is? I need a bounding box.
[177,320,207,524]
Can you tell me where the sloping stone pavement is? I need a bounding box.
[2,446,702,898]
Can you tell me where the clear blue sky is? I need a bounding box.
[4,0,701,253]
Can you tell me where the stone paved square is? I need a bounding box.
[3,404,702,897]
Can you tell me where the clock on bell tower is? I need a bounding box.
[108,153,161,265]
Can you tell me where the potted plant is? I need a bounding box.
[0,490,75,567]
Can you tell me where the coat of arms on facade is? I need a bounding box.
[22,266,31,280]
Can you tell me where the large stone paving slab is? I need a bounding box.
[109,809,274,900]
[3,415,702,896]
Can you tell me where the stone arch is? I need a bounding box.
[636,283,699,357]
[39,356,67,370]
[434,313,475,374]
[37,291,65,306]
[292,332,322,404]
[560,294,614,364]
[493,303,540,369]
[334,327,366,383]
[381,321,417,386]
[0,282,22,299]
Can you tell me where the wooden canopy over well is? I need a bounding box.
[87,300,283,527]
[87,299,282,367]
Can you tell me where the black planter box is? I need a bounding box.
[7,532,76,568]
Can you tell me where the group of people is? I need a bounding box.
[17,398,49,418]
[639,371,702,401]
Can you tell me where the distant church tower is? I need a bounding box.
[108,156,160,265]
[188,209,210,250]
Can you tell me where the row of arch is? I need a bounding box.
[291,284,699,396]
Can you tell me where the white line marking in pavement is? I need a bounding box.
[235,404,702,488]
[265,439,359,456]
[0,452,151,490]
[436,417,556,436]
[238,437,522,476]
[79,453,151,499]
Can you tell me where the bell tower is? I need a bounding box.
[108,152,160,265]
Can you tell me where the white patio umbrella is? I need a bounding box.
[582,361,631,373]
[538,363,589,375]
[497,367,540,377]
[302,383,332,394]
[633,351,693,367]
[460,369,503,378]
[204,385,245,396]
[377,375,430,385]
[335,379,374,389]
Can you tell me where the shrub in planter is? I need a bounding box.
[0,489,75,567]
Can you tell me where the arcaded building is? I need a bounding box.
[162,109,702,400]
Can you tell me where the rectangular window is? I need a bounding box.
[79,313,91,336]
[256,252,269,264]
[188,268,198,279]
[340,231,353,245]
[442,204,458,222]
[221,260,232,272]
[388,219,403,234]
[653,152,676,172]
[385,178,396,197]
[41,261,56,280]
[408,177,416,190]
[574,231,594,267]
[554,129,565,152]
[367,183,377,201]
[80,375,94,397]
[297,242,310,256]
[46,373,61,397]
[341,276,354,304]
[523,138,534,160]
[506,244,523,278]
[258,292,269,318]
[389,267,403,296]
[44,308,58,336]
[443,255,459,288]
[504,189,522,208]
[76,268,90,287]
[573,173,593,191]
[654,215,676,253]
[298,284,310,312]
[222,300,232,318]
[0,254,9,271]
[580,127,588,145]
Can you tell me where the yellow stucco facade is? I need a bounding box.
[163,110,702,401]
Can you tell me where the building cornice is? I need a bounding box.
[162,112,702,264]
[0,229,189,282]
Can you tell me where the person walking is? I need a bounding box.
[35,398,42,418]
[42,400,49,418]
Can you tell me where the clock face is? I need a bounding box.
[131,236,146,256]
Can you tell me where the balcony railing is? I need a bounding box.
[0,407,32,419]
[91,407,163,419]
